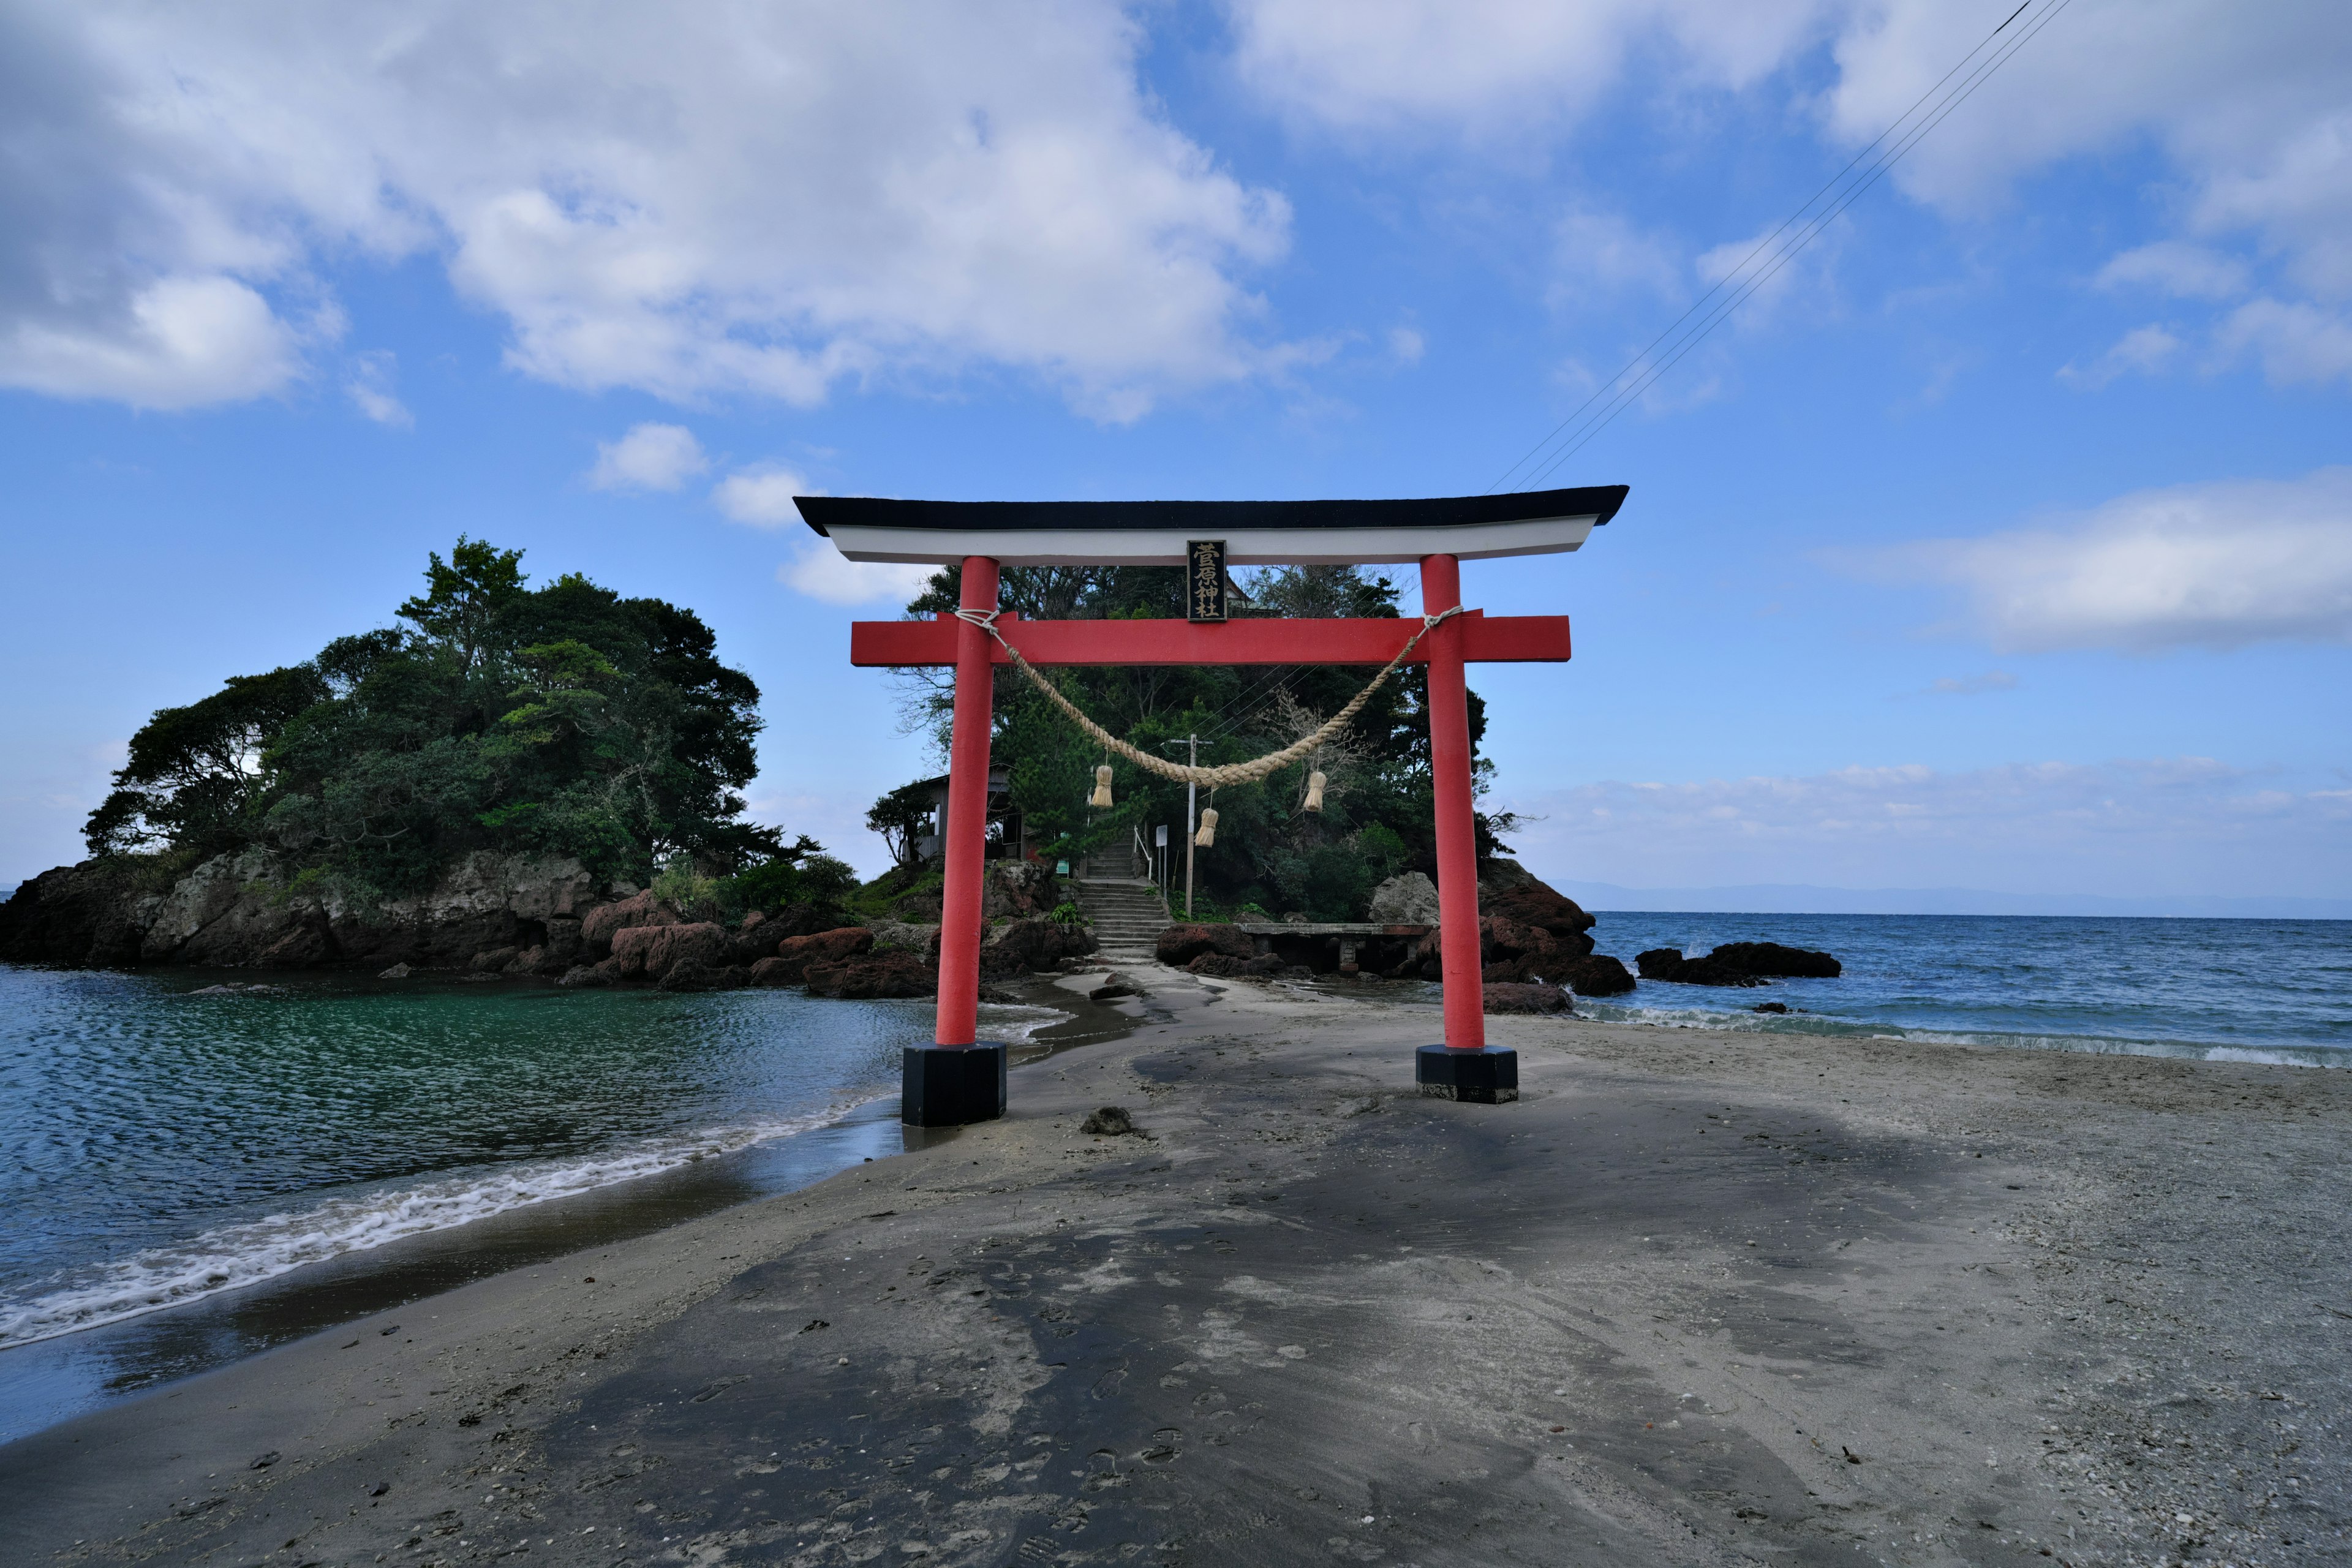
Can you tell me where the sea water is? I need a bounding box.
[1574,913,2350,1066]
[0,967,1065,1441]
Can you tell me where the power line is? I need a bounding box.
[1488,0,2075,494]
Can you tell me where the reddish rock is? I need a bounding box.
[580,890,679,955]
[610,921,728,981]
[757,927,875,984]
[805,949,937,999]
[1156,924,1256,967]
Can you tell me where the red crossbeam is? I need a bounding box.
[850,609,1569,667]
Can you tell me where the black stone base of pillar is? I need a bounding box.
[1414,1044,1519,1104]
[902,1043,1009,1127]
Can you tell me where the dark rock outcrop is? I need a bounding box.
[1638,941,1841,986]
[1482,981,1574,1015]
[1158,923,1256,967]
[805,949,937,1000]
[982,860,1061,919]
[0,861,157,966]
[660,960,748,992]
[1636,948,1765,987]
[981,918,1096,979]
[2,848,612,972]
[1479,883,1597,955]
[1561,954,1635,997]
[1187,952,1285,979]
[1708,941,1842,979]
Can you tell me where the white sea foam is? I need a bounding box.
[0,1099,880,1349]
[978,1002,1074,1047]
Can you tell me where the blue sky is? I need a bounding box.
[2,0,2348,905]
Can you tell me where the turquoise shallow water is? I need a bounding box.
[0,970,1063,1356]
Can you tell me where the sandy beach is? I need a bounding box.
[3,966,2346,1568]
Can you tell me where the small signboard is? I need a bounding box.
[1186,540,1227,622]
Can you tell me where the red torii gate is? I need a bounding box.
[796,486,1627,1126]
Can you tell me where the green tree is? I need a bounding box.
[88,541,815,894]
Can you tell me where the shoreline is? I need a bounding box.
[0,979,1125,1447]
[4,967,2348,1565]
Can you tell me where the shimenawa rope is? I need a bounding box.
[949,605,1464,789]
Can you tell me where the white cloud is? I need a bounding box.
[1879,467,2352,652]
[1551,208,1683,306]
[345,350,410,427]
[1822,2,2352,293]
[2095,241,2249,301]
[778,548,937,608]
[2212,298,2352,388]
[1499,756,2352,898]
[712,465,812,528]
[1386,325,1425,364]
[0,276,303,409]
[589,423,707,493]
[1225,0,1832,137]
[1233,1,2352,355]
[1,2,1293,417]
[2056,323,2180,389]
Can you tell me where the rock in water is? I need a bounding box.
[608,921,728,983]
[1752,1001,1789,1014]
[1479,883,1597,954]
[377,962,412,979]
[1482,982,1574,1014]
[1707,941,1841,978]
[750,927,875,986]
[1635,948,1766,987]
[804,949,937,1000]
[1090,973,1142,1001]
[1562,954,1635,996]
[1079,1106,1136,1136]
[1365,872,1440,925]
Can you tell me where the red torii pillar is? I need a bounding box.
[858,555,1566,1125]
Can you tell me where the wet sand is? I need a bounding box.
[3,967,2346,1567]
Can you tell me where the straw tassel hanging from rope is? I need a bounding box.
[1303,769,1327,812]
[1089,764,1114,809]
[1194,802,1218,846]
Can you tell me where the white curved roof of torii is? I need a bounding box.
[794,486,1627,567]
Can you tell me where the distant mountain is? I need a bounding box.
[1553,881,2352,920]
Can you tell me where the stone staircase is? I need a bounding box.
[1069,877,1172,964]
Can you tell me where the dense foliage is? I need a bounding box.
[89,540,826,896]
[886,563,1515,921]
